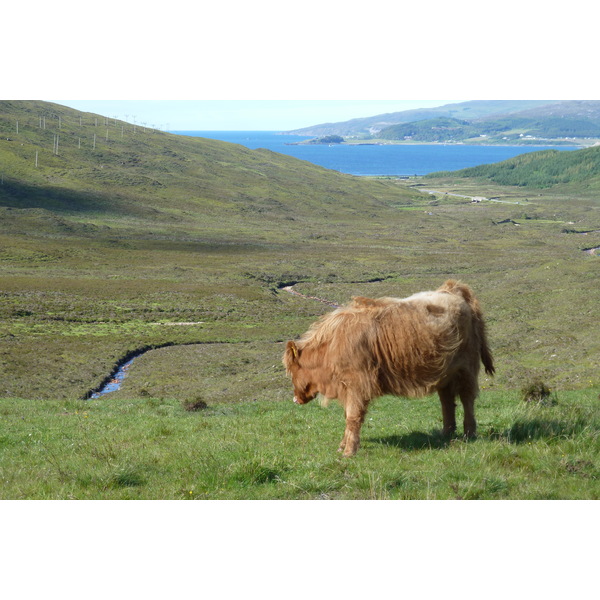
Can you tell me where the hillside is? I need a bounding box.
[283,100,551,137]
[286,100,600,146]
[507,100,600,120]
[426,144,600,188]
[0,100,422,237]
[378,117,478,143]
[0,100,429,400]
[379,101,600,144]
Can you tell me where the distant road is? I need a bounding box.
[419,189,523,204]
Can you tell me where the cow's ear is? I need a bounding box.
[286,341,299,363]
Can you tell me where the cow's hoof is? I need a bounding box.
[342,443,358,457]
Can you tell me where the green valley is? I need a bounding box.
[1,100,598,499]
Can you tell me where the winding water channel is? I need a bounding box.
[89,357,135,398]
[85,285,340,399]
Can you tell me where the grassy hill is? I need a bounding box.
[426,145,600,189]
[378,117,478,143]
[1,100,420,227]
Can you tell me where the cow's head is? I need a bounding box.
[283,340,319,405]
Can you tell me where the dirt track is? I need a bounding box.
[281,285,340,308]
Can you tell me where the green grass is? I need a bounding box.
[1,390,598,499]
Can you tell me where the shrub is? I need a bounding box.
[183,397,208,412]
[521,380,558,406]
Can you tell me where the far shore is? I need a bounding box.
[285,138,592,148]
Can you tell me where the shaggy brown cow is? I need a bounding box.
[283,280,495,456]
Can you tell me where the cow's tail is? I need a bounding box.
[439,280,495,376]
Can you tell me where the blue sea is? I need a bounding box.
[172,131,580,177]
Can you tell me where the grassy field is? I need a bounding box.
[1,101,599,499]
[2,389,598,499]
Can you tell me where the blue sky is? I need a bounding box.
[12,3,597,131]
[53,100,461,130]
[8,2,596,115]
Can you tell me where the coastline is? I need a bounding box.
[287,139,592,148]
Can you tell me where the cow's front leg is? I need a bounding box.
[337,414,349,453]
[339,403,366,457]
[337,430,348,453]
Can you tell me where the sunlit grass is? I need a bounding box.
[1,390,598,499]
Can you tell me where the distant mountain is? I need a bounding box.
[283,100,554,137]
[378,101,600,144]
[426,144,600,189]
[504,100,600,120]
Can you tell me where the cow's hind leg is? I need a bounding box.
[338,402,366,457]
[438,384,457,436]
[458,376,478,438]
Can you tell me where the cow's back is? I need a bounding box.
[360,294,467,397]
[295,280,488,400]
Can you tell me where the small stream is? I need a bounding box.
[84,344,175,399]
[89,357,135,398]
[86,287,338,400]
